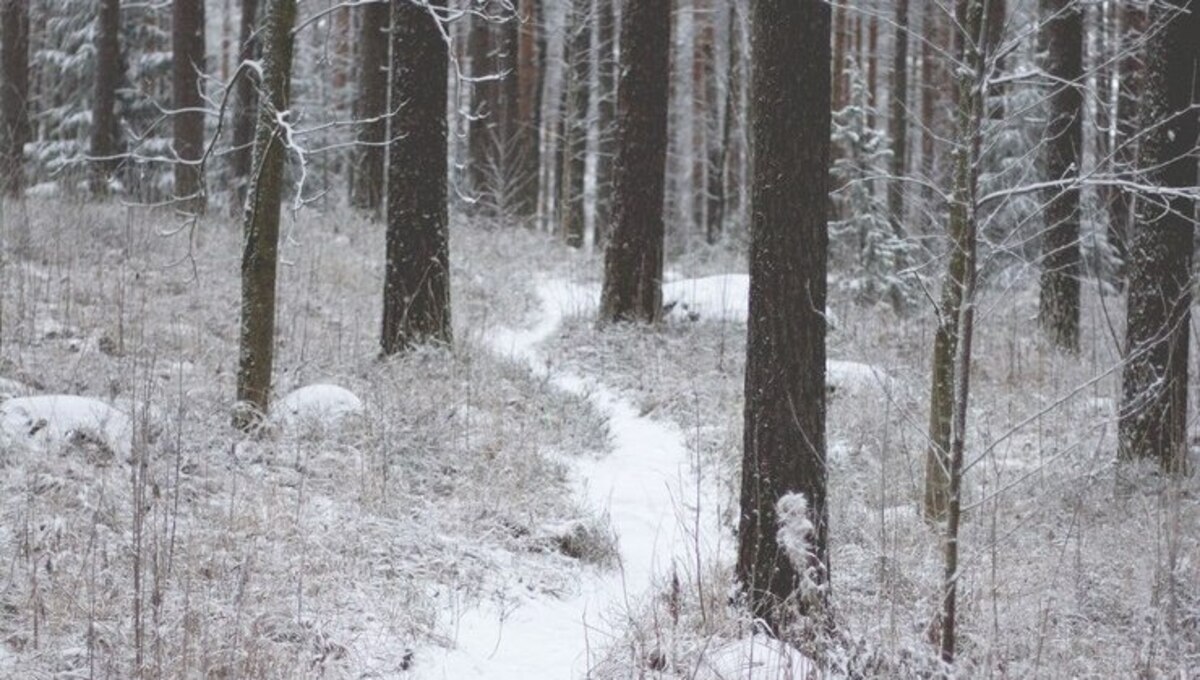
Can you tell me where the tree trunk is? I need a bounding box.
[90,0,122,196]
[467,11,493,199]
[231,0,260,207]
[692,0,713,233]
[560,0,590,248]
[711,3,741,244]
[594,0,617,244]
[234,0,297,430]
[350,0,389,216]
[173,0,207,213]
[736,0,831,631]
[866,10,878,128]
[1107,1,1146,279]
[938,0,986,661]
[382,0,451,354]
[1038,0,1083,352]
[0,0,29,198]
[598,0,670,324]
[887,0,910,237]
[1118,0,1197,474]
[515,0,541,220]
[832,2,848,111]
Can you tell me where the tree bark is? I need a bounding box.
[1106,1,1146,279]
[234,0,297,430]
[710,3,741,244]
[887,0,910,237]
[515,0,541,220]
[560,0,590,248]
[0,0,29,198]
[382,0,451,354]
[1118,0,1197,473]
[598,0,670,324]
[350,0,389,216]
[736,0,831,630]
[1038,0,1083,352]
[594,0,617,244]
[467,10,493,199]
[173,0,207,213]
[91,0,122,196]
[231,0,260,207]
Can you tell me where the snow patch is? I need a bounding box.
[273,384,364,427]
[662,274,749,322]
[827,360,894,394]
[0,395,132,457]
[697,636,817,679]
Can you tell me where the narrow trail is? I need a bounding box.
[415,280,726,679]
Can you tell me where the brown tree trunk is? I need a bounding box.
[173,0,207,213]
[560,0,590,248]
[515,0,541,220]
[692,0,714,233]
[1038,0,1083,352]
[736,0,831,631]
[467,11,493,199]
[91,0,122,196]
[1119,0,1197,473]
[711,3,742,244]
[832,2,848,111]
[1107,1,1146,278]
[0,0,29,198]
[382,0,451,354]
[231,0,260,207]
[887,0,910,237]
[599,0,670,323]
[351,0,389,216]
[234,0,298,430]
[594,0,617,244]
[866,9,878,128]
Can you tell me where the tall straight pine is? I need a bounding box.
[736,0,831,630]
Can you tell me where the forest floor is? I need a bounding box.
[1,200,1198,678]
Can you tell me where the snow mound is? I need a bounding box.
[698,636,817,679]
[0,395,132,457]
[827,360,894,394]
[662,274,749,322]
[273,384,364,427]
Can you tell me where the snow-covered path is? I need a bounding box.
[414,280,727,679]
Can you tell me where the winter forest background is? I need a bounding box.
[0,0,1198,677]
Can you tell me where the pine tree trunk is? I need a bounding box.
[594,0,617,244]
[887,0,910,238]
[866,10,878,129]
[1118,0,1197,474]
[381,1,451,354]
[467,12,493,199]
[234,0,297,430]
[231,0,260,207]
[1107,1,1146,279]
[710,3,741,244]
[1038,0,1083,352]
[692,0,713,233]
[91,0,122,196]
[350,0,389,216]
[736,0,831,631]
[598,0,670,324]
[0,0,29,198]
[515,0,541,220]
[173,0,207,213]
[832,2,848,111]
[560,0,590,248]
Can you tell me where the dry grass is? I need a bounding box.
[0,198,611,679]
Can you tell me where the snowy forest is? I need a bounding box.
[0,0,1198,677]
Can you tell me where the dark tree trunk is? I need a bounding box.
[1038,0,1083,352]
[1119,0,1198,474]
[594,0,617,244]
[887,0,910,237]
[515,0,541,220]
[0,0,29,198]
[1107,2,1146,278]
[234,0,297,430]
[231,0,260,207]
[710,3,741,244]
[467,11,493,198]
[866,10,878,128]
[736,0,831,630]
[173,0,207,213]
[382,0,451,354]
[598,0,670,324]
[560,0,590,248]
[350,0,389,216]
[91,0,122,196]
[691,0,713,233]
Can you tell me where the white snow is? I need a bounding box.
[827,360,895,394]
[662,274,749,322]
[273,383,364,427]
[0,395,132,456]
[419,280,730,678]
[697,636,817,679]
